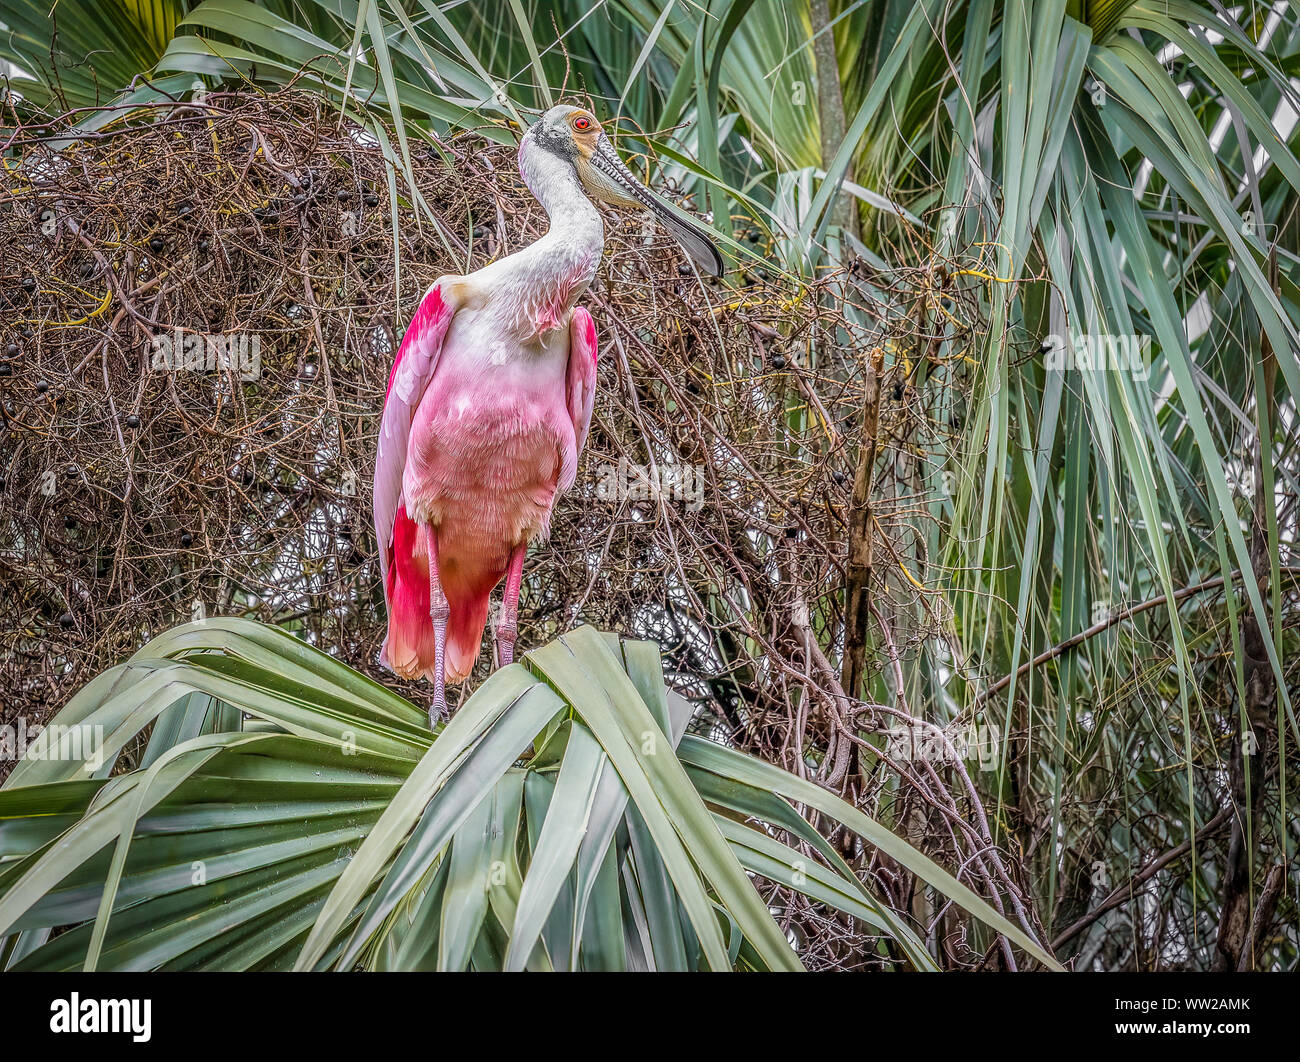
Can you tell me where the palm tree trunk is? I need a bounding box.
[1212,261,1280,971]
[810,0,858,240]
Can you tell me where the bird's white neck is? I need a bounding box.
[520,136,604,236]
[495,138,604,337]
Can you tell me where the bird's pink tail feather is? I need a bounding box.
[444,595,491,682]
[381,504,494,683]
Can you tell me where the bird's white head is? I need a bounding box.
[519,104,724,278]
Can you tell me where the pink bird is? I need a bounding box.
[374,105,722,722]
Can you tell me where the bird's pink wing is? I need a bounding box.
[560,306,598,492]
[374,281,456,586]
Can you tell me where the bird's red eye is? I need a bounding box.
[573,116,591,131]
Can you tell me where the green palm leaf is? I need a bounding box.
[0,619,1059,971]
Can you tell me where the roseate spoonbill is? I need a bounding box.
[374,105,722,722]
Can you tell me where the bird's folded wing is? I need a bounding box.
[560,306,598,492]
[374,281,457,584]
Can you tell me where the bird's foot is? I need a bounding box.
[428,687,450,728]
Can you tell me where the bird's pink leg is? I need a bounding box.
[424,524,450,724]
[496,544,527,668]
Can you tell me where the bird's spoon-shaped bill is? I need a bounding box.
[578,134,725,278]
